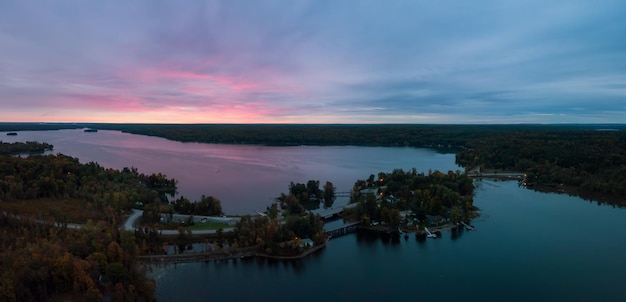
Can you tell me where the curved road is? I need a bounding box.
[122,209,235,235]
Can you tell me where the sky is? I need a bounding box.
[1,1,625,124]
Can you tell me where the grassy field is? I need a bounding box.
[185,221,231,231]
[158,220,232,231]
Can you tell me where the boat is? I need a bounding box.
[83,128,98,133]
[6,132,17,136]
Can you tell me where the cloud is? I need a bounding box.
[1,0,625,123]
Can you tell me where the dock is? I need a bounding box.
[324,221,361,239]
[461,222,476,231]
[424,227,437,238]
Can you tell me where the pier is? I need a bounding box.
[461,221,476,231]
[424,227,437,238]
[324,221,361,239]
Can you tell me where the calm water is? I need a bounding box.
[4,129,626,301]
[1,129,458,214]
[152,180,626,302]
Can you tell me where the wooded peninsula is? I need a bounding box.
[1,123,625,301]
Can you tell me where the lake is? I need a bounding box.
[4,129,626,301]
[1,129,459,214]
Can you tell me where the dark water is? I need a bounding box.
[152,181,626,301]
[4,129,626,301]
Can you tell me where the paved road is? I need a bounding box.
[122,209,235,235]
[123,209,143,231]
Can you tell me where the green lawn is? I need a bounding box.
[185,221,231,231]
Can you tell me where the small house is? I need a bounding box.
[300,238,315,248]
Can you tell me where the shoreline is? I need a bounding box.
[139,240,328,264]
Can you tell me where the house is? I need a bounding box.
[299,238,315,248]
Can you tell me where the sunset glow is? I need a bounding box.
[1,1,625,123]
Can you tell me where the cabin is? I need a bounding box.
[299,238,315,248]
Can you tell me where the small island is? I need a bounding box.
[343,169,477,238]
[6,132,17,136]
[83,128,98,132]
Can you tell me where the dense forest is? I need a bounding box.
[456,129,626,205]
[0,216,155,301]
[0,141,53,156]
[0,153,177,214]
[346,169,476,228]
[234,213,325,257]
[3,123,567,147]
[232,180,333,256]
[0,142,179,301]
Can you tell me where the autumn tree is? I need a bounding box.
[323,181,336,208]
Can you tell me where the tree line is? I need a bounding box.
[456,129,626,205]
[0,141,53,156]
[0,143,177,214]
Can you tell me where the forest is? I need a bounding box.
[0,141,53,156]
[0,142,178,301]
[232,180,333,257]
[455,129,626,205]
[345,168,476,228]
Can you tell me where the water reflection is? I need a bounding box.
[355,230,380,245]
[415,232,427,242]
[149,176,626,301]
[450,225,464,240]
[356,229,402,245]
[2,129,460,214]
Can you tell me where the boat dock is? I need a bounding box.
[424,227,437,238]
[461,222,476,231]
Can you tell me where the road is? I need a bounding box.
[122,209,235,235]
[123,209,143,231]
[6,208,234,235]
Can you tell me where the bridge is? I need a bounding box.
[324,221,361,239]
[467,168,525,179]
[316,203,358,220]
